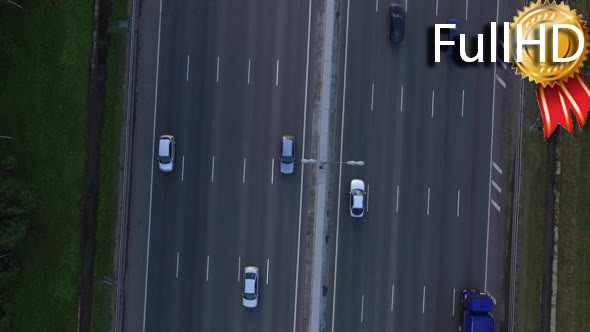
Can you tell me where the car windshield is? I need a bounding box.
[159,155,171,164]
[281,155,294,163]
[352,207,363,215]
[244,292,256,300]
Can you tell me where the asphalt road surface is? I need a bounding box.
[124,0,318,331]
[123,0,525,330]
[325,0,524,331]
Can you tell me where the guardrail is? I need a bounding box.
[113,0,139,329]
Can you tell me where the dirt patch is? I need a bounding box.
[78,0,112,330]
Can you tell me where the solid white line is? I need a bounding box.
[427,187,431,216]
[276,60,280,86]
[461,89,465,118]
[186,54,190,82]
[491,199,501,212]
[422,286,426,313]
[360,295,365,323]
[176,252,180,279]
[142,0,163,327]
[435,0,438,15]
[211,156,215,183]
[371,83,375,111]
[396,185,400,213]
[331,0,351,329]
[242,158,247,184]
[431,90,435,118]
[457,189,461,218]
[271,158,275,184]
[367,184,370,212]
[496,74,506,88]
[391,284,395,312]
[293,0,313,329]
[492,179,502,193]
[465,0,468,20]
[453,288,455,316]
[400,85,404,112]
[181,155,185,182]
[206,256,210,282]
[266,259,270,285]
[247,58,251,85]
[237,256,241,282]
[216,56,220,82]
[493,161,503,175]
[485,0,501,292]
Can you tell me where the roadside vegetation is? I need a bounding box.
[553,1,590,328]
[91,0,129,328]
[517,1,590,330]
[0,0,128,330]
[516,81,547,332]
[0,0,93,330]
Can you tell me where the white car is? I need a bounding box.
[350,179,366,218]
[280,135,296,175]
[157,135,175,172]
[242,266,259,308]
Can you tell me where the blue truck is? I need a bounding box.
[459,290,496,332]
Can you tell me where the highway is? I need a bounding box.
[325,0,524,331]
[121,0,525,330]
[123,0,317,331]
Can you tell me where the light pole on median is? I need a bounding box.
[301,158,365,169]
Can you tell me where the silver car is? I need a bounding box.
[280,135,295,175]
[350,179,366,218]
[242,266,259,308]
[157,135,175,172]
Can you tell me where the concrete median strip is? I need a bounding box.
[303,0,340,329]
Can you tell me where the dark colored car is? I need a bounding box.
[280,135,295,175]
[447,19,461,54]
[389,4,406,43]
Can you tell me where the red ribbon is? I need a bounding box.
[536,74,590,138]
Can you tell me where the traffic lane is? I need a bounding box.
[328,0,431,329]
[173,0,221,325]
[172,0,256,329]
[190,0,309,329]
[422,0,505,327]
[235,0,309,329]
[484,0,529,327]
[330,0,502,330]
[142,0,206,328]
[328,0,378,329]
[124,0,160,327]
[143,0,239,328]
[485,61,524,330]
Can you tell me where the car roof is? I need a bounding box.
[245,279,256,293]
[282,138,294,155]
[158,137,170,156]
[352,195,364,208]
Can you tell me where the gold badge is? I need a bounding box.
[510,1,589,87]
